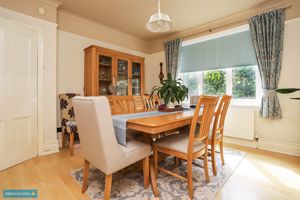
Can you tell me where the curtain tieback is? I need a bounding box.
[263,89,276,98]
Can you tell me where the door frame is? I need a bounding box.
[0,8,54,156]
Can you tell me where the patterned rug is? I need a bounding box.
[71,148,245,200]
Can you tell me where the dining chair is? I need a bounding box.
[208,95,232,176]
[112,95,135,114]
[153,96,219,199]
[58,93,80,156]
[72,96,152,200]
[190,95,200,105]
[142,95,160,109]
[133,95,145,112]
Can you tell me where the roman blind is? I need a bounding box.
[180,30,257,73]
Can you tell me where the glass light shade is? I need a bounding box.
[146,13,173,32]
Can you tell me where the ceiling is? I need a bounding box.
[59,0,270,41]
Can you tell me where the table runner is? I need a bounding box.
[112,111,181,146]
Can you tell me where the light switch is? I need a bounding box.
[38,7,45,15]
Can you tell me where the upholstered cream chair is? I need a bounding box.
[208,95,232,176]
[58,93,80,156]
[72,96,151,200]
[153,96,219,199]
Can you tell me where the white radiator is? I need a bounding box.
[224,107,255,140]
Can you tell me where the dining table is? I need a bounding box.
[111,108,198,197]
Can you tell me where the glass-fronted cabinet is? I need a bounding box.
[116,58,129,96]
[84,45,144,96]
[131,62,142,95]
[98,55,113,95]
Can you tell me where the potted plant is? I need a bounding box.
[276,88,300,100]
[150,78,189,109]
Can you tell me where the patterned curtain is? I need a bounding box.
[249,9,286,119]
[164,38,182,79]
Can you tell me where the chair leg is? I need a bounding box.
[220,140,225,165]
[61,130,66,148]
[143,157,150,189]
[153,145,158,178]
[69,132,74,156]
[187,158,194,199]
[211,143,217,176]
[204,148,210,183]
[81,160,89,193]
[104,174,112,200]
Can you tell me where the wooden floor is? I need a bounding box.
[0,144,299,200]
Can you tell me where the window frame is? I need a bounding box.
[180,24,261,108]
[180,66,262,108]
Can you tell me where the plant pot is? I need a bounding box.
[167,102,175,109]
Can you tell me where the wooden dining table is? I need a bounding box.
[123,109,197,197]
[127,110,195,134]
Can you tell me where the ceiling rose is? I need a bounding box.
[146,0,173,32]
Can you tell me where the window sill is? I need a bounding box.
[230,101,260,109]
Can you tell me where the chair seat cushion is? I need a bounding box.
[154,134,206,154]
[120,138,151,165]
[65,121,78,134]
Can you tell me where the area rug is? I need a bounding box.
[71,148,245,200]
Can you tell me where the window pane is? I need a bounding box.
[232,66,256,99]
[203,70,226,96]
[182,72,202,96]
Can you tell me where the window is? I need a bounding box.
[181,65,261,106]
[180,25,261,106]
[203,69,226,96]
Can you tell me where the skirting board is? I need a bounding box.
[40,140,59,156]
[223,136,258,148]
[258,138,300,157]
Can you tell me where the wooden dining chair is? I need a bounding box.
[142,95,160,109]
[153,96,219,199]
[208,95,232,176]
[58,93,80,156]
[73,96,152,200]
[190,95,200,105]
[112,95,135,114]
[133,95,145,112]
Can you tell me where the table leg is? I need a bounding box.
[150,158,159,197]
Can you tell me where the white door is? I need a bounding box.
[0,17,38,171]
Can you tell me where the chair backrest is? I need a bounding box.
[188,96,219,153]
[58,93,80,126]
[211,95,232,140]
[142,95,160,109]
[190,95,200,105]
[133,95,145,111]
[72,96,125,174]
[112,95,135,114]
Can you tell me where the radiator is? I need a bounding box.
[223,107,255,140]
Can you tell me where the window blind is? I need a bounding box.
[180,30,257,73]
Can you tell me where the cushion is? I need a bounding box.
[155,134,206,154]
[208,130,222,140]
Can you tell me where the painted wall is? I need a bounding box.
[57,30,147,126]
[144,51,166,94]
[145,19,300,156]
[256,18,300,156]
[57,10,150,54]
[0,0,60,23]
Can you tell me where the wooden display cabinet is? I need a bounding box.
[84,45,144,96]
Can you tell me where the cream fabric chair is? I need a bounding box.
[72,96,151,200]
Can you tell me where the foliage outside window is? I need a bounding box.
[181,65,260,103]
[203,70,226,96]
[232,66,256,99]
[182,72,201,96]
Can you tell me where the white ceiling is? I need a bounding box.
[59,0,270,41]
